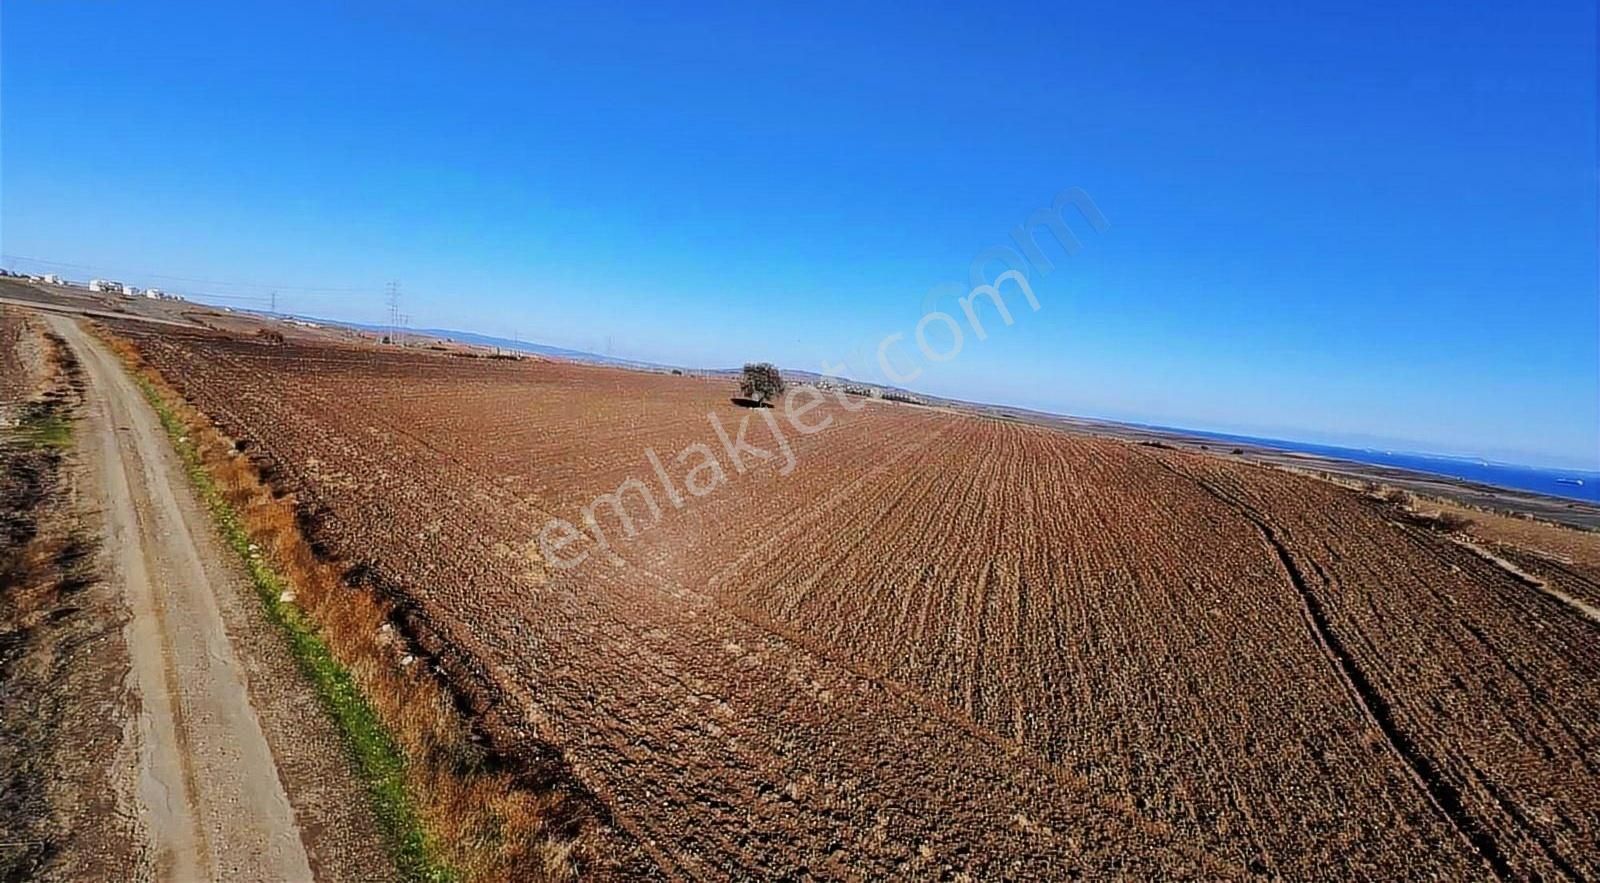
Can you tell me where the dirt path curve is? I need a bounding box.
[1452,535,1600,626]
[48,313,316,881]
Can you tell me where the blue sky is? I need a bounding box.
[3,1,1596,468]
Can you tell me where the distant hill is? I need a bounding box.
[277,314,907,388]
[277,316,680,372]
[407,326,676,371]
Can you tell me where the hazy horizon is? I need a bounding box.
[4,0,1595,469]
[68,298,1589,474]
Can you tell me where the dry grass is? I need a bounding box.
[92,327,596,882]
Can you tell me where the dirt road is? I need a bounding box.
[50,312,315,879]
[47,313,394,882]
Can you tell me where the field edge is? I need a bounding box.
[88,322,609,883]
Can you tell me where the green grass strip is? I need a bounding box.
[7,407,73,449]
[128,371,458,883]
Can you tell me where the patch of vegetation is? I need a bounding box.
[738,362,785,404]
[7,405,73,450]
[129,372,458,883]
[1379,487,1415,507]
[0,344,88,879]
[1405,509,1476,534]
[1365,483,1475,533]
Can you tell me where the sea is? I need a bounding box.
[264,311,1600,505]
[1164,429,1600,504]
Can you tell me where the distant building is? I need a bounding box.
[145,288,162,299]
[90,279,133,295]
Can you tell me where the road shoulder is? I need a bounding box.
[0,311,146,881]
[53,312,397,882]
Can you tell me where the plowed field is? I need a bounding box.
[113,323,1600,880]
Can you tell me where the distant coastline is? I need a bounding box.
[266,308,1599,506]
[1155,427,1600,505]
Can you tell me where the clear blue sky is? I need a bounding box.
[3,1,1595,468]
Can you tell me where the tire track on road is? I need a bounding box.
[51,315,317,882]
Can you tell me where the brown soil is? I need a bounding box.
[0,313,142,881]
[88,324,632,881]
[102,320,1600,880]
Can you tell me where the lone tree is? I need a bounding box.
[738,362,785,405]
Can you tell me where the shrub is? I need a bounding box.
[1380,487,1414,508]
[738,362,785,404]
